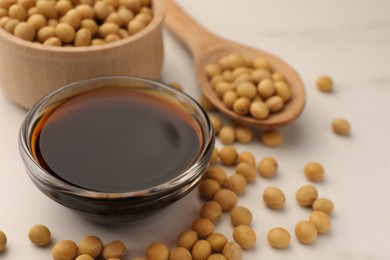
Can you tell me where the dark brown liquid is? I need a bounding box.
[32,88,201,193]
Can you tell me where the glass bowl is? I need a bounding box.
[19,76,214,223]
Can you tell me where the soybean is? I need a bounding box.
[295,221,318,244]
[258,157,278,178]
[78,235,103,258]
[267,227,291,249]
[145,242,169,260]
[0,230,6,252]
[233,225,256,249]
[28,224,51,246]
[296,185,318,207]
[52,240,78,260]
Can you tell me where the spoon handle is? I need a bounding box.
[164,0,219,57]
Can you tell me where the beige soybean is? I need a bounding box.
[192,240,212,260]
[223,90,238,109]
[117,6,134,24]
[253,57,271,70]
[13,22,35,41]
[233,225,256,249]
[250,100,269,119]
[237,151,255,166]
[235,162,256,183]
[19,0,35,9]
[258,157,278,178]
[75,255,94,260]
[265,95,285,113]
[316,75,333,92]
[232,67,249,79]
[232,97,251,116]
[55,23,76,43]
[61,9,81,29]
[0,16,10,27]
[128,19,145,35]
[56,0,73,17]
[75,4,94,19]
[208,254,227,260]
[102,240,126,259]
[261,129,283,147]
[205,166,227,186]
[312,198,334,215]
[295,220,318,244]
[78,235,103,258]
[43,37,62,46]
[296,185,318,207]
[251,69,271,84]
[169,247,192,260]
[200,201,223,222]
[304,162,325,182]
[236,81,257,99]
[74,28,92,46]
[177,230,198,250]
[94,0,110,20]
[192,218,215,238]
[9,3,27,21]
[204,63,221,79]
[198,179,220,200]
[218,126,236,145]
[4,19,19,34]
[0,230,6,252]
[332,118,351,136]
[121,0,141,13]
[234,126,253,144]
[274,81,292,102]
[222,241,242,260]
[263,186,286,209]
[267,227,290,249]
[219,146,238,166]
[105,33,121,43]
[145,242,169,260]
[37,0,57,19]
[230,206,252,227]
[309,211,332,234]
[257,78,275,98]
[226,174,247,195]
[207,233,228,252]
[213,189,238,212]
[233,74,252,86]
[99,22,119,38]
[37,26,56,43]
[27,14,47,31]
[214,81,234,98]
[209,114,224,134]
[52,240,78,260]
[272,72,286,82]
[28,224,51,246]
[80,19,98,35]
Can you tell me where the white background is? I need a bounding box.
[1,0,390,259]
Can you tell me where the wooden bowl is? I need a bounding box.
[0,0,165,109]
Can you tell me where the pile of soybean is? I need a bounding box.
[0,0,153,46]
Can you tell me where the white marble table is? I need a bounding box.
[1,0,390,259]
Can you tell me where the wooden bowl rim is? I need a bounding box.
[0,0,165,53]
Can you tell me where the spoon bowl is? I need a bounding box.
[164,0,306,128]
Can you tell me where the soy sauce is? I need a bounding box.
[32,88,201,193]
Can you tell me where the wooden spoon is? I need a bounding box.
[164,0,306,128]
